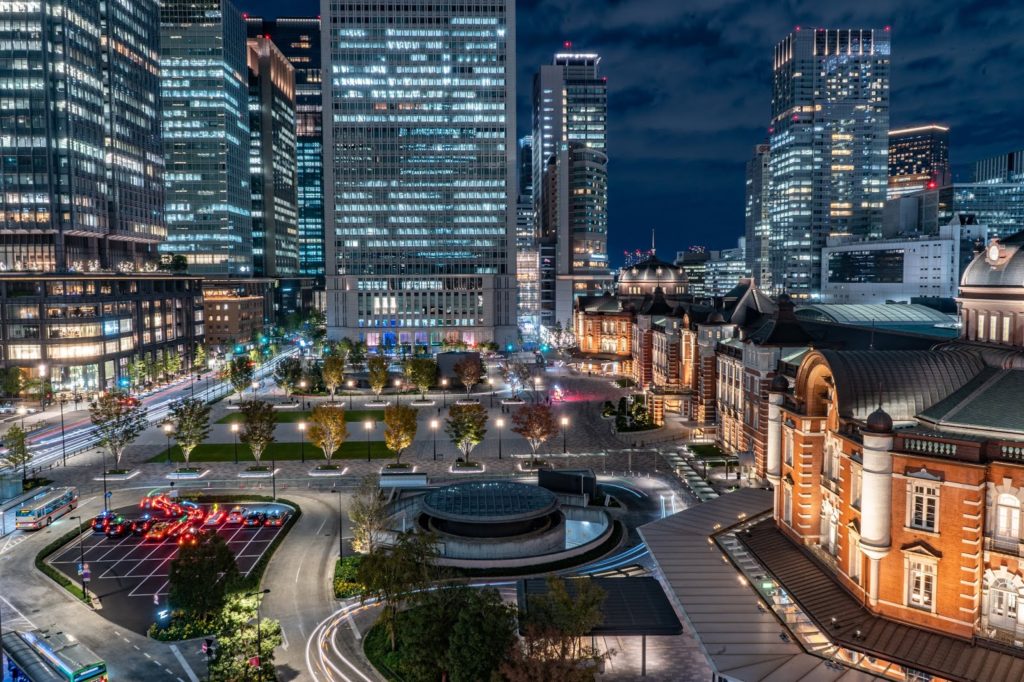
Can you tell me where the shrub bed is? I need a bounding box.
[35,521,90,603]
[333,555,365,599]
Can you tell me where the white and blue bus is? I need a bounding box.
[14,488,78,531]
[1,630,107,682]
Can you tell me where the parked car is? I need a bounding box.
[90,510,118,533]
[105,516,131,538]
[226,506,247,524]
[263,511,287,527]
[131,514,156,536]
[244,511,266,527]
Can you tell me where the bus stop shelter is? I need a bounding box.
[516,576,683,676]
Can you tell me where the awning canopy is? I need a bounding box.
[516,576,683,637]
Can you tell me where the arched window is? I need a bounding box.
[989,578,1019,630]
[996,494,1021,543]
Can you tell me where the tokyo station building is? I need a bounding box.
[755,231,1024,675]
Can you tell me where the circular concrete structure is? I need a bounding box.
[417,481,566,559]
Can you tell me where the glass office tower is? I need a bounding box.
[887,124,950,199]
[323,0,517,349]
[247,35,299,278]
[247,17,324,278]
[744,142,771,290]
[768,28,890,299]
[160,0,253,275]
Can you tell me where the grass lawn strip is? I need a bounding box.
[217,408,384,425]
[150,440,393,463]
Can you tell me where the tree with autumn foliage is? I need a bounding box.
[308,404,348,464]
[383,404,418,465]
[239,400,275,465]
[367,355,390,399]
[453,355,483,396]
[511,403,558,467]
[445,402,487,463]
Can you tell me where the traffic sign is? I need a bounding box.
[105,491,112,498]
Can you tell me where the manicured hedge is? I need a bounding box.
[35,521,90,603]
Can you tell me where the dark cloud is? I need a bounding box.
[241,0,1024,265]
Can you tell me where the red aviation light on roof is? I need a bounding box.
[564,40,572,49]
[927,181,937,189]
[884,25,891,31]
[795,26,801,31]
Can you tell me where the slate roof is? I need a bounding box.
[961,229,1024,287]
[795,303,957,328]
[918,368,1024,435]
[818,349,986,421]
[742,521,1024,682]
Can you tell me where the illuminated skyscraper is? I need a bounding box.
[247,17,324,278]
[160,0,253,275]
[516,136,540,338]
[888,124,950,198]
[532,48,609,328]
[744,143,771,289]
[247,35,299,278]
[0,0,165,271]
[323,1,516,349]
[768,28,890,299]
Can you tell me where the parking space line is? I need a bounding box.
[100,535,173,579]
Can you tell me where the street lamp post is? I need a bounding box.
[364,420,373,462]
[330,490,343,561]
[37,364,47,407]
[495,418,504,459]
[298,379,307,408]
[251,380,259,398]
[163,423,173,465]
[394,379,402,405]
[231,423,240,464]
[441,378,448,407]
[430,419,438,461]
[346,379,355,409]
[58,396,67,466]
[16,405,26,431]
[561,416,569,454]
[245,589,271,681]
[298,422,306,463]
[488,377,494,407]
[533,376,542,403]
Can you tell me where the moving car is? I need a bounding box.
[244,511,266,527]
[144,521,172,541]
[204,505,227,526]
[263,511,286,527]
[90,510,118,533]
[104,516,131,538]
[131,514,156,536]
[226,506,247,524]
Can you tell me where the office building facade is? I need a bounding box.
[768,28,890,299]
[0,0,166,272]
[516,136,540,338]
[0,0,204,390]
[975,149,1024,184]
[744,143,772,289]
[705,238,750,298]
[532,50,610,327]
[323,0,517,349]
[247,36,299,279]
[887,124,950,199]
[885,183,1024,241]
[247,17,324,278]
[160,0,253,276]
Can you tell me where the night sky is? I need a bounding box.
[241,0,1024,267]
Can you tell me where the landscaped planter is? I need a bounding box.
[450,462,485,474]
[309,465,349,477]
[380,463,416,473]
[410,399,435,407]
[364,400,390,408]
[165,468,209,480]
[273,403,299,410]
[517,460,550,472]
[95,469,139,482]
[501,398,525,405]
[238,467,279,479]
[455,398,480,406]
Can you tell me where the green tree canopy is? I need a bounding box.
[307,404,348,463]
[89,391,148,467]
[169,398,211,465]
[322,354,346,400]
[2,424,32,484]
[367,355,390,398]
[239,400,276,464]
[168,532,239,619]
[226,356,255,400]
[407,357,437,399]
[383,404,418,464]
[357,531,437,651]
[445,402,487,461]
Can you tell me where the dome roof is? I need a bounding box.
[864,407,893,434]
[961,232,1024,288]
[619,255,683,286]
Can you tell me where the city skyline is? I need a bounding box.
[241,0,1024,265]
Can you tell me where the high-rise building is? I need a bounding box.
[974,149,1024,184]
[0,0,203,390]
[516,136,540,338]
[888,124,950,198]
[247,36,299,279]
[705,238,750,297]
[247,17,324,278]
[885,183,1024,241]
[160,0,252,276]
[0,0,166,272]
[744,143,771,289]
[532,48,610,327]
[768,28,890,299]
[323,1,516,349]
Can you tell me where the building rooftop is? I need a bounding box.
[742,521,1024,682]
[421,481,558,523]
[639,489,881,680]
[795,303,957,331]
[918,367,1024,436]
[815,349,985,422]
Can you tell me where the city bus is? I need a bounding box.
[1,630,107,682]
[14,487,78,530]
